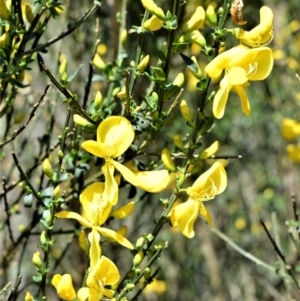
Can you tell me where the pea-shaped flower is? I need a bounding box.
[81,116,139,204]
[170,162,227,238]
[52,274,76,301]
[205,44,273,119]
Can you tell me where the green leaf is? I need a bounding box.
[67,64,83,83]
[151,67,166,82]
[32,274,42,283]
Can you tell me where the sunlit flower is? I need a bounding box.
[281,118,300,141]
[81,116,139,205]
[182,6,205,34]
[126,161,170,193]
[143,278,167,295]
[232,6,273,47]
[170,162,227,238]
[205,44,273,118]
[55,182,133,258]
[143,15,164,31]
[77,256,120,301]
[52,274,76,301]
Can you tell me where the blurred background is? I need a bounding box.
[1,0,300,300]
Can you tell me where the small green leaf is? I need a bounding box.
[151,67,166,82]
[67,64,83,83]
[32,274,42,283]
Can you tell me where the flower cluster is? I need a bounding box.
[52,116,170,300]
[205,6,274,119]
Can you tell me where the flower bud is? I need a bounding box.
[161,148,176,172]
[94,91,103,111]
[25,5,35,23]
[0,0,10,20]
[172,72,184,87]
[93,53,106,70]
[32,251,43,269]
[133,251,144,267]
[194,31,206,47]
[141,0,166,21]
[173,134,184,150]
[135,236,146,251]
[79,230,89,254]
[25,292,34,301]
[180,100,193,123]
[190,56,202,80]
[143,15,164,31]
[206,5,217,26]
[40,231,47,245]
[73,114,90,127]
[137,55,150,73]
[144,267,151,280]
[182,6,205,34]
[53,185,61,200]
[121,28,127,45]
[42,158,54,179]
[125,283,135,291]
[59,58,68,77]
[0,32,10,48]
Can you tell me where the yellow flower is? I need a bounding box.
[143,15,164,31]
[205,44,273,119]
[0,0,10,20]
[81,116,139,204]
[286,144,300,163]
[170,162,227,238]
[141,0,166,21]
[281,118,300,141]
[52,274,76,301]
[55,182,133,257]
[198,141,220,159]
[125,161,170,193]
[232,6,273,47]
[77,256,120,301]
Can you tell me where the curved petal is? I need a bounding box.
[111,202,135,219]
[80,182,105,221]
[248,48,273,80]
[187,162,227,199]
[232,85,250,116]
[55,211,92,228]
[81,140,106,158]
[112,160,140,186]
[198,141,220,159]
[91,256,120,285]
[96,227,134,249]
[198,202,214,226]
[97,116,135,157]
[170,199,199,238]
[213,77,232,119]
[88,229,101,268]
[54,274,76,301]
[135,170,170,193]
[102,161,119,204]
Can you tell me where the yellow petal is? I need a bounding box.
[135,169,170,193]
[198,141,220,159]
[281,118,300,140]
[112,160,140,186]
[187,162,227,200]
[102,161,119,204]
[198,202,213,226]
[182,6,206,34]
[55,211,92,228]
[97,227,133,249]
[111,201,135,219]
[170,199,199,238]
[213,76,231,119]
[143,15,164,31]
[227,67,248,85]
[232,85,250,116]
[77,287,89,301]
[247,48,273,81]
[52,274,76,301]
[97,116,135,158]
[81,140,106,158]
[88,229,101,268]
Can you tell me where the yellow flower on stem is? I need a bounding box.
[281,118,300,141]
[143,15,164,31]
[81,116,139,205]
[205,44,273,119]
[55,182,133,259]
[77,256,120,301]
[232,6,273,47]
[170,162,227,238]
[286,144,300,163]
[52,274,76,301]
